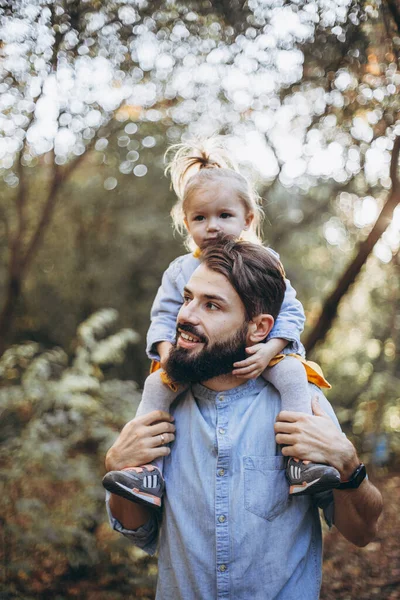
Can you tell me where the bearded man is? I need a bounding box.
[104,239,382,600]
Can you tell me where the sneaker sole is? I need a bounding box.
[102,475,162,510]
[289,474,340,496]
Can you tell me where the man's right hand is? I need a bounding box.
[105,410,175,472]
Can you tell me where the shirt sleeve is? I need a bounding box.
[146,258,184,361]
[265,248,306,356]
[313,490,335,527]
[105,491,160,556]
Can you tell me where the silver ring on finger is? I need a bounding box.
[160,433,165,445]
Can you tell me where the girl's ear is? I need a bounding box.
[243,212,254,231]
[247,314,274,344]
[183,217,189,231]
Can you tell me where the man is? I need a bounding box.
[105,239,382,600]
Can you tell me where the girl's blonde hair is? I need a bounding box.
[165,137,264,250]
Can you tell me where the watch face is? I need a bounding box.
[339,464,367,489]
[352,464,366,487]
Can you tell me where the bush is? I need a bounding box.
[0,310,157,599]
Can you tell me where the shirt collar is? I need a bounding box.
[192,378,264,402]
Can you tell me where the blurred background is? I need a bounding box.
[0,1,399,598]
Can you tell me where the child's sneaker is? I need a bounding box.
[102,464,165,510]
[286,457,341,496]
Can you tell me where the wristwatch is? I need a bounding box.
[338,463,367,489]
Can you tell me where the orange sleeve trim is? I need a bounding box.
[150,360,180,392]
[150,360,161,373]
[160,371,180,392]
[268,353,331,389]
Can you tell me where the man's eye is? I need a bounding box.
[220,212,232,219]
[206,302,219,311]
[183,296,191,304]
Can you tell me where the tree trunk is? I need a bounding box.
[305,136,400,354]
[0,277,22,355]
[0,145,95,356]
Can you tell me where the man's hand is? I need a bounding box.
[274,397,358,479]
[105,410,175,531]
[275,396,383,547]
[105,410,176,472]
[232,342,277,380]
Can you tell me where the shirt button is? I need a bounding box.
[218,515,226,523]
[219,564,227,572]
[218,427,225,435]
[218,395,224,401]
[218,469,225,476]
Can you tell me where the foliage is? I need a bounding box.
[321,474,400,600]
[0,309,159,599]
[2,0,400,348]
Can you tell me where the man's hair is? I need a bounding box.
[200,237,286,321]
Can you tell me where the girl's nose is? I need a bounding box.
[207,218,219,232]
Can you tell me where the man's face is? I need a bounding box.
[165,264,249,383]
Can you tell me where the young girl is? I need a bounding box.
[103,138,340,509]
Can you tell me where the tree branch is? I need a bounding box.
[0,205,10,247]
[385,0,400,34]
[305,135,400,353]
[20,138,98,275]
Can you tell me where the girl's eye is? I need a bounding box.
[193,215,205,221]
[220,212,232,219]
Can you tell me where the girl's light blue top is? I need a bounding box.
[146,249,306,361]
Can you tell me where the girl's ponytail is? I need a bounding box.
[166,137,264,249]
[165,137,240,200]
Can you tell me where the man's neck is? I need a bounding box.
[200,373,248,392]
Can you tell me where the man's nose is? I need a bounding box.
[178,301,200,325]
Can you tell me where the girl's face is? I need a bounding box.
[184,181,254,249]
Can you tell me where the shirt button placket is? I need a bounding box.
[215,394,230,598]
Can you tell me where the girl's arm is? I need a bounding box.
[266,248,305,355]
[146,257,184,361]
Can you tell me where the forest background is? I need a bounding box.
[0,1,399,598]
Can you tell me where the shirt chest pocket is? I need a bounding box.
[244,456,289,521]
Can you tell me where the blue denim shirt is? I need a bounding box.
[107,379,337,600]
[146,250,306,361]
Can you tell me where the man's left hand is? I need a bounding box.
[274,397,358,480]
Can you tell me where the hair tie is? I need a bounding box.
[198,156,208,169]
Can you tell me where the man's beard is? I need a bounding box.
[165,322,249,384]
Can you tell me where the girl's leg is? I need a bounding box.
[262,357,340,496]
[136,371,187,471]
[263,356,312,414]
[102,371,188,509]
[136,370,183,415]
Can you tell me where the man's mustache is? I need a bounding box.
[176,322,208,345]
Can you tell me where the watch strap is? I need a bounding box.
[338,463,367,489]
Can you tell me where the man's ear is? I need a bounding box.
[247,314,274,344]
